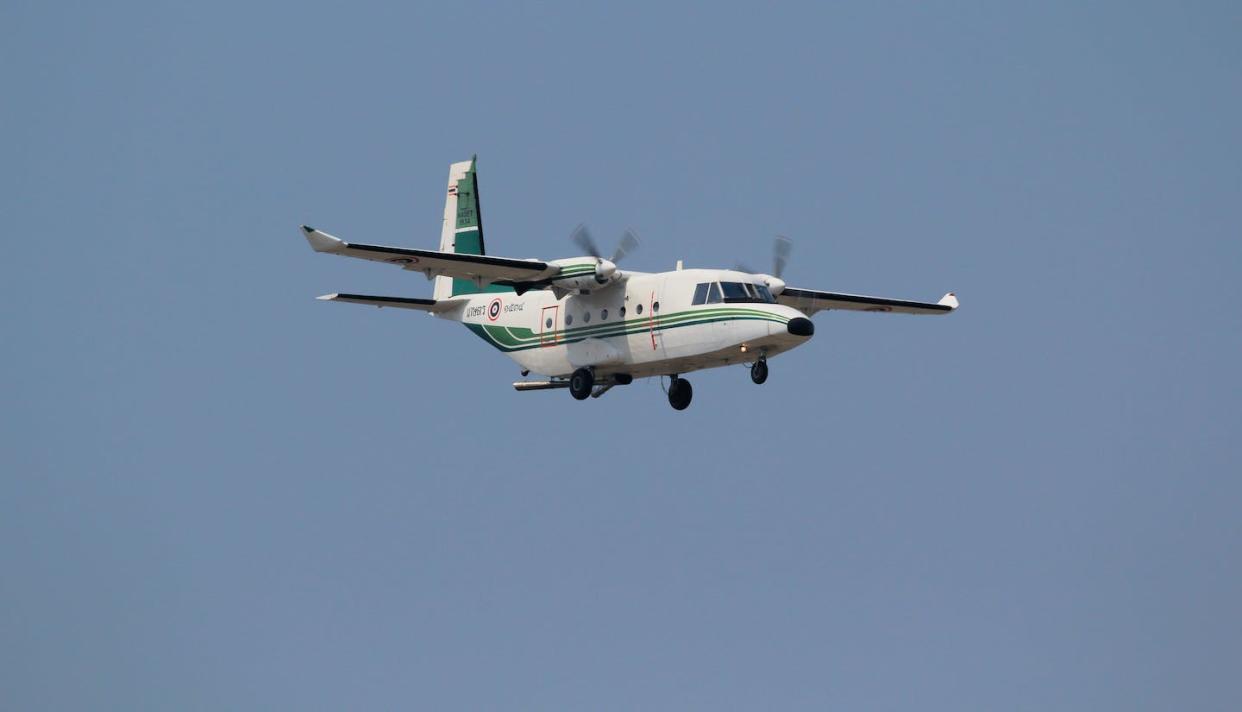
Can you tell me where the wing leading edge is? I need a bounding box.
[301,226,552,285]
[315,293,458,312]
[778,288,958,316]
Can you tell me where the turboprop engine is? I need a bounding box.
[754,274,786,296]
[559,224,639,292]
[737,235,792,296]
[545,256,623,292]
[593,259,618,283]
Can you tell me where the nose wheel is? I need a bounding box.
[667,376,693,410]
[750,358,768,385]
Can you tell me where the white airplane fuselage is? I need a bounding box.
[302,156,956,408]
[441,267,813,380]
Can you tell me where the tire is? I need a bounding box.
[750,359,768,385]
[569,368,594,401]
[668,377,693,410]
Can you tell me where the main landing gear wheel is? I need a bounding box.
[668,376,693,410]
[750,358,768,385]
[569,368,594,401]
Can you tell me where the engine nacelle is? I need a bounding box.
[755,274,786,296]
[547,257,621,292]
[594,259,617,283]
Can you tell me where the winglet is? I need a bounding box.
[301,225,345,253]
[938,292,959,310]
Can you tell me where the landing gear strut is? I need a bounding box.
[750,357,768,385]
[667,375,693,410]
[569,367,594,400]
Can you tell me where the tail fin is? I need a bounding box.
[434,156,506,298]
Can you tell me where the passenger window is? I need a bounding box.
[583,311,590,323]
[566,314,573,325]
[601,308,608,320]
[636,304,643,315]
[706,282,722,304]
[545,318,553,328]
[620,305,627,317]
[692,282,709,305]
[653,301,660,312]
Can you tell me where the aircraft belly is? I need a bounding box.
[509,343,571,378]
[566,338,624,368]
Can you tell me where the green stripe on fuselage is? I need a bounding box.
[463,307,790,352]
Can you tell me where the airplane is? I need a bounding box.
[299,156,958,410]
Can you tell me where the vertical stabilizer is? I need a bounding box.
[434,156,503,298]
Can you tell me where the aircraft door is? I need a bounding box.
[645,277,668,359]
[540,305,559,346]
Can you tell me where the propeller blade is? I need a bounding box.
[734,261,758,275]
[773,235,793,279]
[610,228,640,264]
[571,223,602,259]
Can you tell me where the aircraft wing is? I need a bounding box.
[315,293,456,312]
[778,288,958,316]
[301,226,550,283]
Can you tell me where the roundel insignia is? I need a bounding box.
[487,298,503,321]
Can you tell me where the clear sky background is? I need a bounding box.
[3,1,1240,709]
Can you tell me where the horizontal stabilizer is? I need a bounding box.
[316,293,451,312]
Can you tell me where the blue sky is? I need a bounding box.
[3,1,1240,709]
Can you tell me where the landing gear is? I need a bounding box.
[667,375,693,410]
[750,358,768,385]
[569,367,594,401]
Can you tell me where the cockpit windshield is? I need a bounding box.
[693,281,775,305]
[721,281,775,303]
[719,281,750,301]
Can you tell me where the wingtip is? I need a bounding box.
[938,292,959,309]
[316,293,339,301]
[302,226,344,253]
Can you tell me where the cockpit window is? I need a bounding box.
[705,282,722,304]
[720,281,749,301]
[720,281,775,304]
[692,282,710,305]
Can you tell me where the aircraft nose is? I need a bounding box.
[787,317,814,337]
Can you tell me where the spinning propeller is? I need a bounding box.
[736,235,793,295]
[572,224,640,283]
